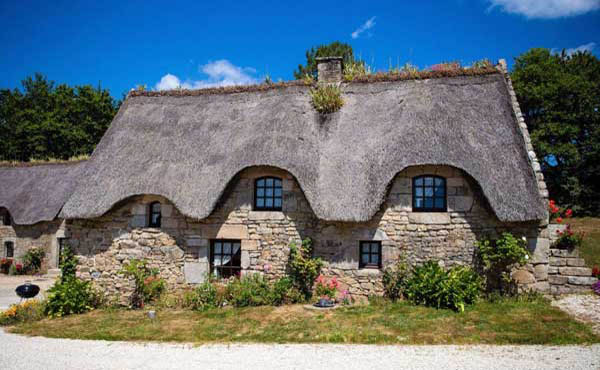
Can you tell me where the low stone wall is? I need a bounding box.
[547,223,598,295]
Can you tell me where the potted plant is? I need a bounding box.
[313,275,340,307]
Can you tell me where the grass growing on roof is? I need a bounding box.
[309,84,344,114]
[7,297,598,345]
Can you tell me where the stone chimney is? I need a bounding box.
[316,57,343,83]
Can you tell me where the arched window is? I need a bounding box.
[412,175,446,212]
[254,177,282,211]
[1,208,10,226]
[148,202,162,227]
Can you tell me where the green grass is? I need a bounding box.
[7,298,599,345]
[570,217,600,268]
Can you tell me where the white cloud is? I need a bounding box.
[488,0,600,18]
[552,42,596,56]
[154,60,258,91]
[351,16,376,39]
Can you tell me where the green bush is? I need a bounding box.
[22,247,45,274]
[225,274,273,307]
[309,84,344,114]
[404,261,483,312]
[0,300,46,326]
[270,277,304,305]
[288,238,323,300]
[45,277,99,317]
[382,257,410,301]
[476,232,529,294]
[121,259,166,308]
[58,243,78,280]
[185,281,224,311]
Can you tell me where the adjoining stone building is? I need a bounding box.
[1,59,596,300]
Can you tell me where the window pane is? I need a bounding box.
[274,198,282,208]
[435,185,445,196]
[266,188,273,196]
[265,198,273,207]
[257,179,264,187]
[214,256,222,266]
[266,178,273,186]
[274,188,282,196]
[425,198,434,208]
[424,177,434,186]
[415,198,423,208]
[257,198,264,207]
[257,188,264,197]
[435,198,444,209]
[415,177,423,186]
[361,253,369,264]
[223,242,231,255]
[152,203,161,212]
[214,242,222,254]
[371,254,379,264]
[415,187,423,197]
[425,187,433,197]
[435,178,444,186]
[274,179,282,187]
[370,244,378,253]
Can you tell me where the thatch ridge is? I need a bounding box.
[62,73,546,222]
[0,162,87,225]
[0,159,88,168]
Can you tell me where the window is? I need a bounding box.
[359,241,381,268]
[210,239,241,278]
[4,241,14,258]
[148,202,161,227]
[412,175,446,212]
[1,210,10,226]
[254,177,282,211]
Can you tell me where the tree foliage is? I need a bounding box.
[511,49,600,215]
[0,73,119,161]
[293,41,356,79]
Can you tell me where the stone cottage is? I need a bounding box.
[1,58,596,300]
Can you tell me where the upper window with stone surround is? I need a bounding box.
[412,175,447,212]
[0,208,10,226]
[254,177,283,211]
[149,202,162,227]
[4,241,14,258]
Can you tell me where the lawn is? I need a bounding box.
[8,298,599,345]
[569,217,600,268]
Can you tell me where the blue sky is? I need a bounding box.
[1,0,599,98]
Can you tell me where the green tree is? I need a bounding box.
[294,41,356,79]
[511,48,600,215]
[0,73,120,161]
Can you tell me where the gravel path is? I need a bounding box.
[552,294,600,335]
[0,329,598,370]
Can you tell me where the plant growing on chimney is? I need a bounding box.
[309,84,344,114]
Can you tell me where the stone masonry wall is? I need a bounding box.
[69,165,549,302]
[547,223,598,295]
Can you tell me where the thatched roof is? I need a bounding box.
[61,72,546,222]
[0,162,86,225]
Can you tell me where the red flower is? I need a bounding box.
[565,209,573,218]
[592,266,600,278]
[556,217,563,224]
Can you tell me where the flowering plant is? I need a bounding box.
[0,258,12,274]
[593,280,600,296]
[339,290,355,306]
[592,266,600,279]
[553,224,584,249]
[314,275,340,301]
[548,200,573,223]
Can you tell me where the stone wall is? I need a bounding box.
[547,223,598,295]
[0,216,63,270]
[67,165,555,302]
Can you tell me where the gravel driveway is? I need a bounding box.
[0,329,598,370]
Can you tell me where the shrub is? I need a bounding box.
[185,280,224,311]
[22,247,45,274]
[476,232,529,294]
[270,276,303,305]
[382,257,410,301]
[45,278,98,317]
[309,85,344,114]
[343,61,371,81]
[314,275,339,300]
[403,261,482,312]
[0,258,12,274]
[0,300,45,326]
[472,59,493,68]
[58,243,78,280]
[552,224,584,249]
[121,259,166,308]
[225,273,273,307]
[288,238,323,300]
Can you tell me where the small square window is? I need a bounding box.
[359,241,381,269]
[5,241,14,258]
[412,175,446,212]
[254,176,283,211]
[211,239,241,278]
